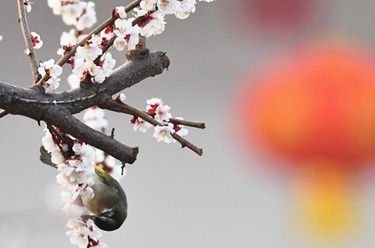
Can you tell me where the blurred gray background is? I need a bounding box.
[2,0,375,247]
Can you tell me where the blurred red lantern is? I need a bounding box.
[245,0,314,29]
[236,42,375,169]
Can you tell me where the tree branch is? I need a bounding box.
[43,107,139,164]
[99,99,203,156]
[0,50,169,112]
[0,49,170,161]
[17,0,38,82]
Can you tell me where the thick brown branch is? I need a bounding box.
[0,50,169,113]
[42,107,138,164]
[0,50,169,161]
[17,0,38,82]
[0,82,138,162]
[99,99,203,156]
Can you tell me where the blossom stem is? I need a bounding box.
[17,0,38,83]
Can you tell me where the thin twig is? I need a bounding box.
[35,0,142,87]
[169,118,206,129]
[17,0,38,82]
[99,99,203,156]
[136,35,147,52]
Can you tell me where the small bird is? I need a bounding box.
[40,146,128,231]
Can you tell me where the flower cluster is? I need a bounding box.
[41,128,106,248]
[37,59,62,93]
[67,219,107,248]
[47,0,97,31]
[130,97,189,143]
[58,32,116,84]
[136,0,214,20]
[97,0,215,51]
[46,0,214,89]
[112,16,140,51]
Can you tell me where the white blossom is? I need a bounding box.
[51,150,65,164]
[155,104,172,122]
[114,6,127,19]
[133,7,149,16]
[139,12,166,37]
[146,97,163,113]
[127,25,141,50]
[113,36,127,51]
[113,18,134,51]
[48,0,62,15]
[30,32,43,49]
[131,117,152,133]
[83,106,108,131]
[43,77,61,93]
[60,29,78,46]
[114,18,133,36]
[61,3,83,26]
[99,52,116,77]
[76,43,102,61]
[100,26,115,44]
[153,123,175,143]
[23,0,33,13]
[173,117,189,140]
[175,0,196,19]
[38,59,62,79]
[66,219,102,248]
[42,130,57,152]
[96,242,109,248]
[116,93,126,103]
[68,73,81,89]
[157,0,178,15]
[72,184,95,201]
[76,2,97,31]
[140,0,157,11]
[92,68,106,83]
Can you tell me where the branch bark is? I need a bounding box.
[0,50,170,162]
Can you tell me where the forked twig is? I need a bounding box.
[100,99,204,156]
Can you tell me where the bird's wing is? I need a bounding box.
[39,145,57,168]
